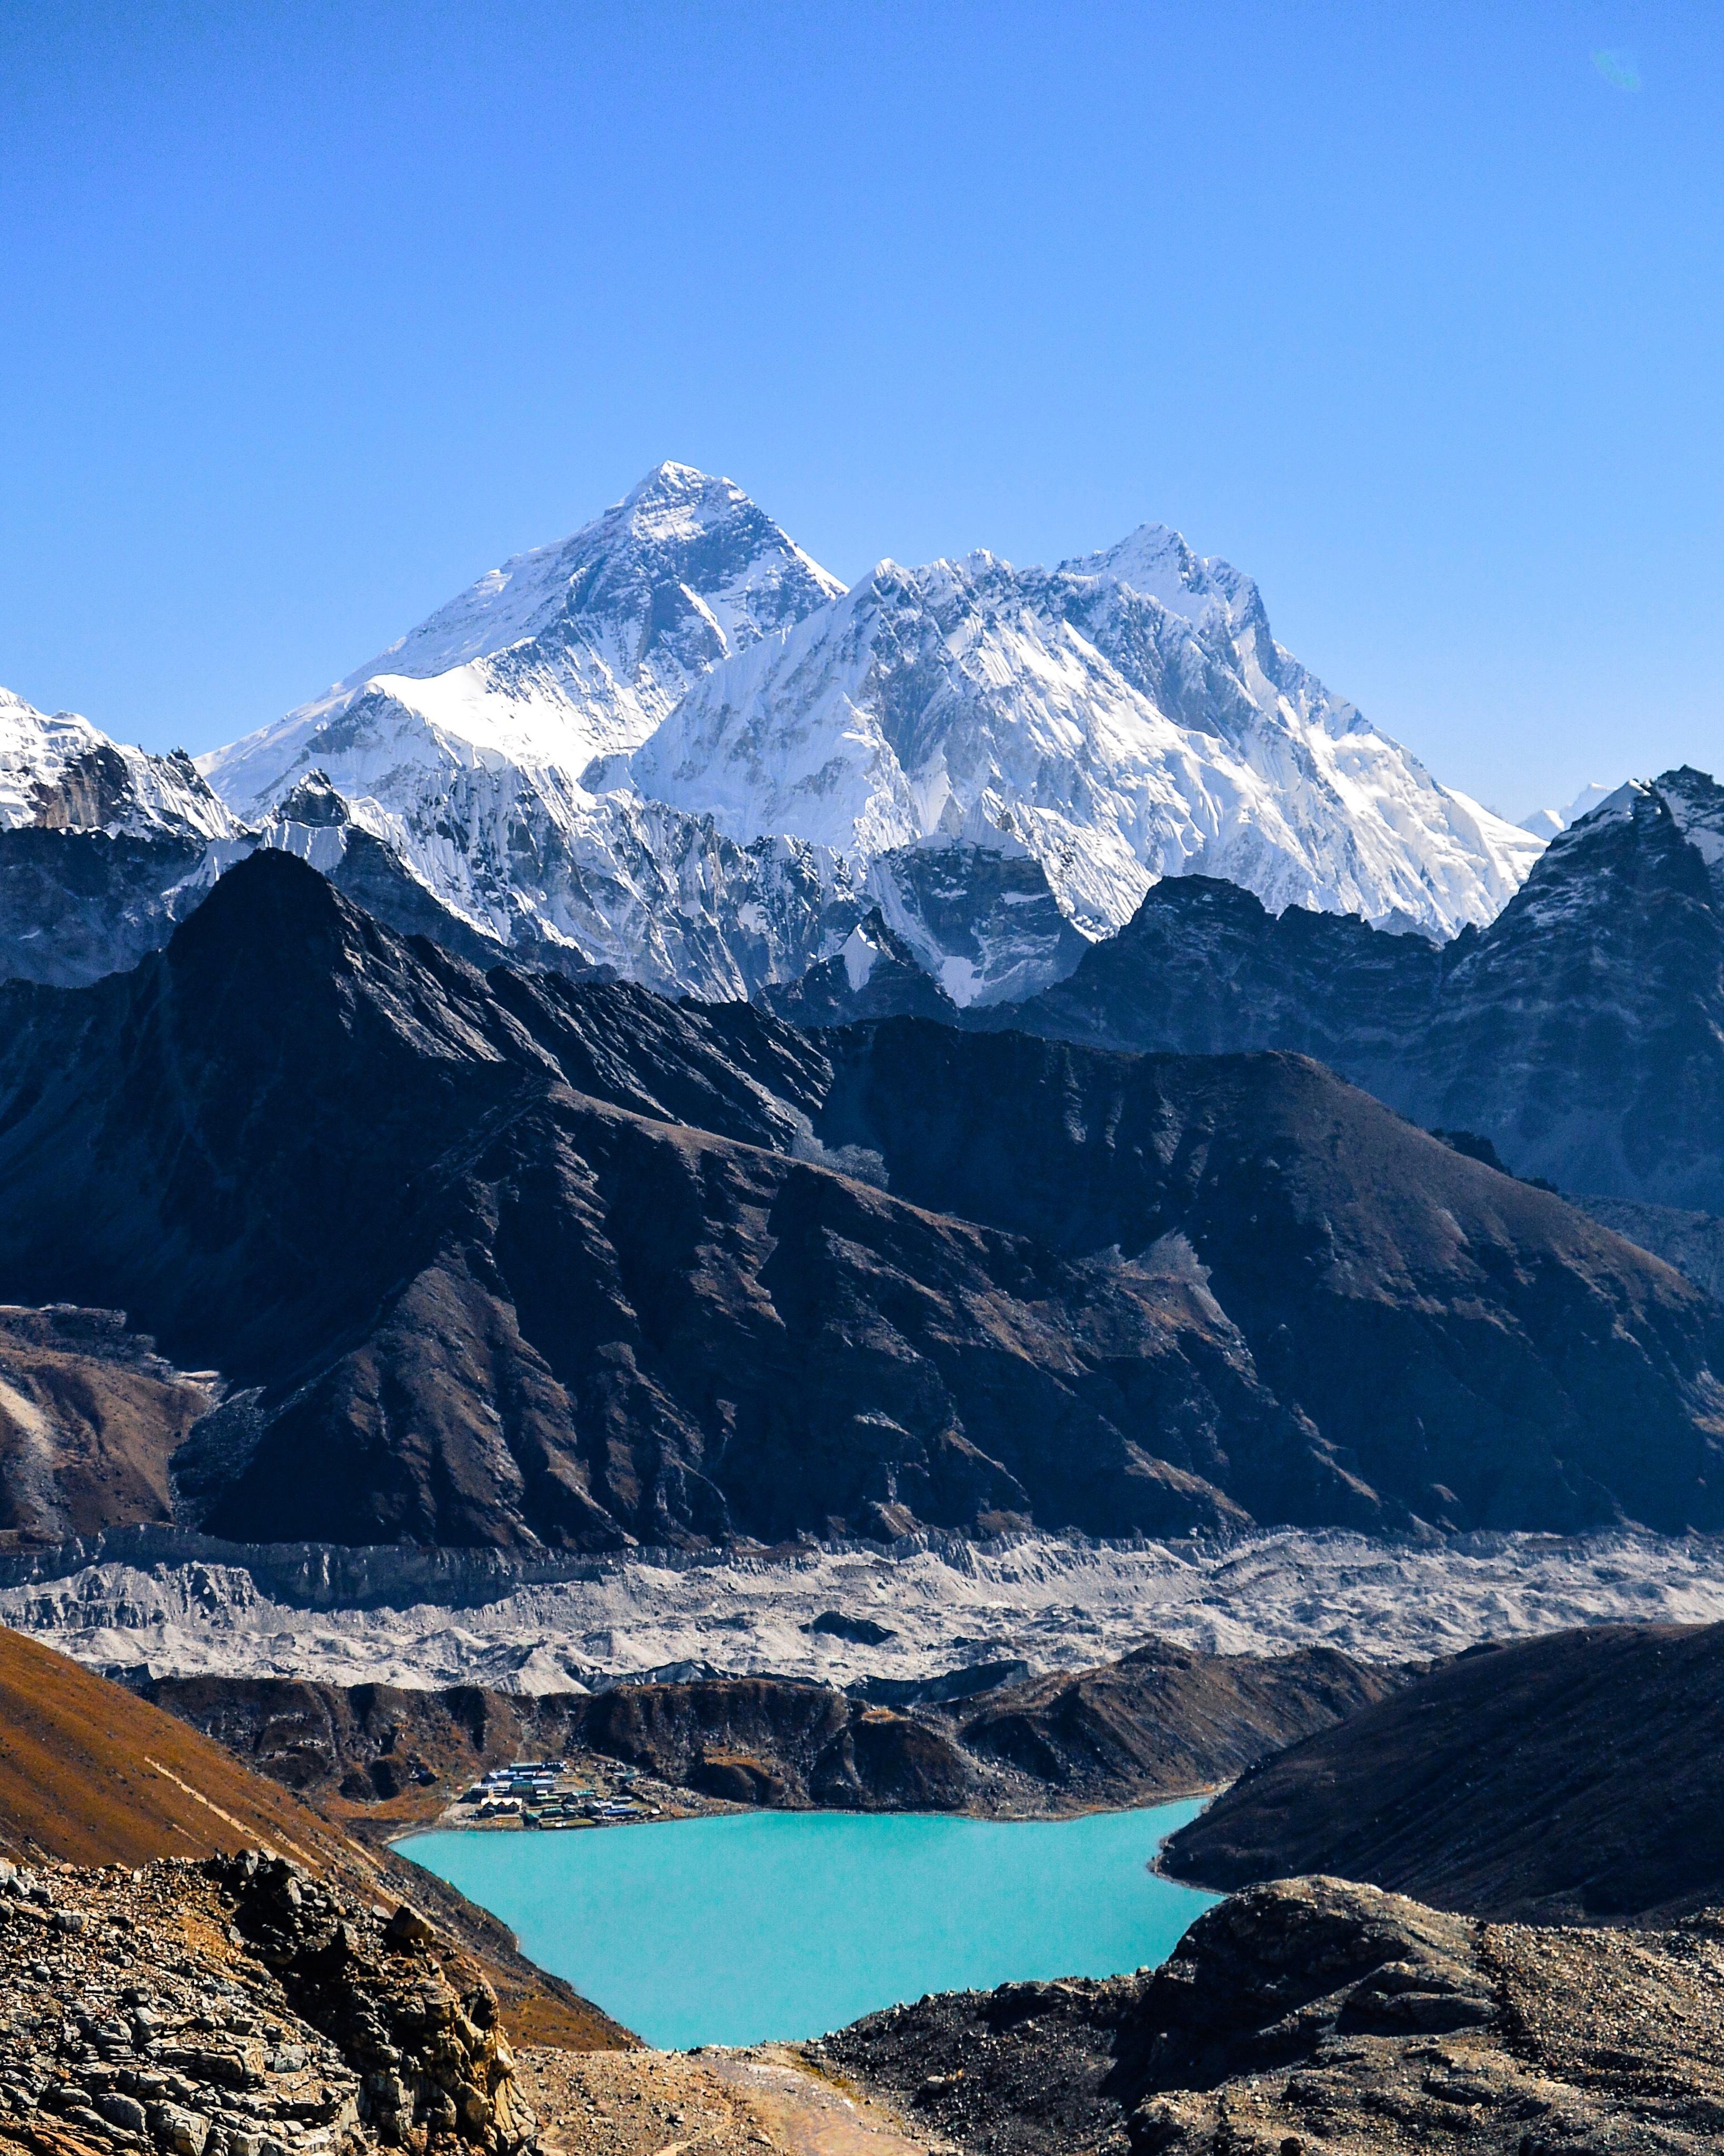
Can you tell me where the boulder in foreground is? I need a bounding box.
[826,1872,1724,2154]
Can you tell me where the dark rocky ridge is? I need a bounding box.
[1,849,1721,1549]
[1160,1619,1724,1924]
[787,770,1724,1215]
[809,1018,1724,1535]
[825,1873,1724,2155]
[141,1640,1396,1822]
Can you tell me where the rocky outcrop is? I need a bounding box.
[0,1850,534,2156]
[1161,1619,1724,1924]
[142,1641,1395,1822]
[825,1873,1724,2154]
[0,1623,624,2055]
[1,851,1721,1548]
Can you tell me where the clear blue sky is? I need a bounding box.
[2,1,1719,821]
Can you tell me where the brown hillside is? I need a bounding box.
[0,1623,368,1877]
[0,1626,633,2051]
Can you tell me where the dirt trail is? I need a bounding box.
[518,2043,945,2156]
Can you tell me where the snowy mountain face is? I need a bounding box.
[197,464,885,999]
[187,465,1541,1003]
[203,462,843,816]
[0,688,240,843]
[632,526,1540,942]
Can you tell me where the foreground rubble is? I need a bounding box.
[825,1874,1724,2154]
[0,1852,533,2156]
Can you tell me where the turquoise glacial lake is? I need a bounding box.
[405,1800,1218,2049]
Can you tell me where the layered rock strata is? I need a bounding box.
[0,1852,533,2156]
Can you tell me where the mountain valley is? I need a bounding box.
[7,469,1724,2156]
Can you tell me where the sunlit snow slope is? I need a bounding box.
[201,462,1542,994]
[1,688,242,842]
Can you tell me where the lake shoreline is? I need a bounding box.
[404,1800,1219,2050]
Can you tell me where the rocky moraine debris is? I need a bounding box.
[0,1851,532,2156]
[824,1874,1724,2154]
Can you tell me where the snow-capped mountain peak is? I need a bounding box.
[0,687,242,842]
[191,476,1547,999]
[1064,521,1236,623]
[629,524,1539,939]
[198,463,845,821]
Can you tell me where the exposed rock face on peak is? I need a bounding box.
[1406,771,1724,1204]
[758,910,964,1028]
[0,700,517,991]
[0,688,254,989]
[981,871,1450,1072]
[773,767,1724,1214]
[0,852,1718,1550]
[826,1873,1724,2155]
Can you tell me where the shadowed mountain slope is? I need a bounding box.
[793,770,1724,1215]
[809,1019,1724,1534]
[0,851,1720,1549]
[1161,1620,1724,1924]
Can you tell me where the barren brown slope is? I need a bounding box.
[0,1305,216,1549]
[0,1623,370,1876]
[0,1625,633,2050]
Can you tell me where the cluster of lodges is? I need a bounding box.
[455,1758,659,1829]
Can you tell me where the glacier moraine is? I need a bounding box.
[3,1528,1723,1693]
